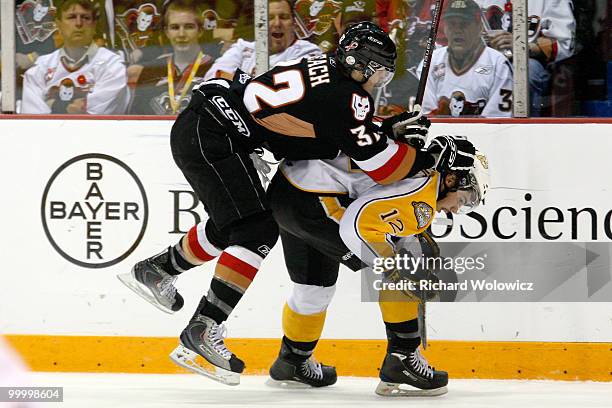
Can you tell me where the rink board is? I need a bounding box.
[5,335,612,381]
[0,117,611,381]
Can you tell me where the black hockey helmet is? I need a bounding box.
[336,21,397,85]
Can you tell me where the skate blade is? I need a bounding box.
[265,378,313,389]
[117,270,174,315]
[375,381,447,397]
[169,344,240,386]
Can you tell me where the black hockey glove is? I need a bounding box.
[427,135,475,172]
[381,110,431,148]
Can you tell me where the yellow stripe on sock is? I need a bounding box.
[282,303,326,343]
[378,293,419,323]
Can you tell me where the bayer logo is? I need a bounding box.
[41,154,149,268]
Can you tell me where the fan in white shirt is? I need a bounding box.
[204,0,321,81]
[419,0,513,117]
[21,0,128,115]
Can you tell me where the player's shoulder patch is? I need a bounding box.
[412,201,434,229]
[351,93,371,121]
[474,65,493,75]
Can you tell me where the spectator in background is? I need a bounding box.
[204,0,320,80]
[15,0,112,74]
[21,0,129,114]
[419,0,513,117]
[476,0,576,116]
[129,0,217,114]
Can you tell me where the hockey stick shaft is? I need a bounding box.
[414,0,445,109]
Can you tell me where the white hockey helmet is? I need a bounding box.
[454,150,490,214]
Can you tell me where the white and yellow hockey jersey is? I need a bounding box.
[280,153,376,198]
[280,153,441,240]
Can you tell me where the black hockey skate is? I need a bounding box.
[170,314,244,386]
[268,339,337,388]
[117,249,184,314]
[376,348,448,396]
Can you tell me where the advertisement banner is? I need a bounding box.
[1,120,611,341]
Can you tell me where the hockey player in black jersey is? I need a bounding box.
[118,21,465,385]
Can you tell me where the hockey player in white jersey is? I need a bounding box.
[203,0,321,80]
[476,0,576,115]
[21,0,129,115]
[419,0,513,117]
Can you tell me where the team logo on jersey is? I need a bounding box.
[45,77,91,112]
[476,153,489,170]
[238,73,251,84]
[412,201,433,229]
[41,154,148,268]
[440,91,486,117]
[449,91,466,117]
[210,95,251,137]
[475,65,493,75]
[351,94,370,121]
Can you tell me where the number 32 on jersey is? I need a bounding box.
[351,125,381,146]
[243,70,305,113]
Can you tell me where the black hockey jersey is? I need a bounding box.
[197,54,418,185]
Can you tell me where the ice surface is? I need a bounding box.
[26,373,612,408]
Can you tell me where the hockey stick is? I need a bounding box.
[413,0,445,119]
[416,230,440,349]
[391,0,444,149]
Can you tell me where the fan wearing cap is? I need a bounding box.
[418,0,513,117]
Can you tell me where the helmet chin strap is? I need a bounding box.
[354,73,369,84]
[349,66,371,83]
[438,169,468,200]
[438,182,450,201]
